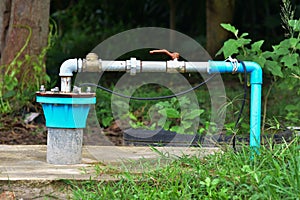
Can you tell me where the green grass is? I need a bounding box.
[69,137,300,199]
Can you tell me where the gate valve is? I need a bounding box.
[149,49,180,61]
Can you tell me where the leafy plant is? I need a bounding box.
[129,96,204,134]
[216,21,299,79]
[216,0,300,128]
[0,23,54,114]
[95,89,114,127]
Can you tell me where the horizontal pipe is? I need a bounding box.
[64,58,209,74]
[141,61,167,72]
[208,61,262,84]
[101,61,126,71]
[185,62,209,73]
[98,60,209,73]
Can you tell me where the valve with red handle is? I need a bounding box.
[149,49,180,61]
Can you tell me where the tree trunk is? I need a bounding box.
[168,0,179,49]
[0,0,11,76]
[168,0,176,30]
[206,0,235,57]
[0,0,50,77]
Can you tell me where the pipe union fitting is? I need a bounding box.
[126,57,141,75]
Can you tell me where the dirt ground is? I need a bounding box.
[0,111,125,146]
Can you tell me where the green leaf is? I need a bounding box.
[252,56,267,68]
[288,20,300,31]
[16,60,23,67]
[170,126,185,134]
[261,51,274,59]
[278,38,298,50]
[4,76,18,90]
[149,123,156,130]
[272,44,280,51]
[240,33,249,38]
[163,121,171,130]
[217,39,240,58]
[102,116,113,127]
[265,60,283,77]
[157,117,166,127]
[288,38,299,47]
[44,75,51,83]
[181,121,193,129]
[25,54,31,61]
[273,47,290,56]
[170,97,178,105]
[281,53,299,68]
[155,101,171,109]
[129,112,137,121]
[237,38,252,46]
[220,23,238,36]
[158,108,180,118]
[183,109,204,120]
[251,40,264,52]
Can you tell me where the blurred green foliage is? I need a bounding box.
[47,0,300,82]
[47,0,205,81]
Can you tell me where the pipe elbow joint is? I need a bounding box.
[246,61,263,84]
[59,59,82,77]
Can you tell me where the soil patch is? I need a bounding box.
[0,114,124,146]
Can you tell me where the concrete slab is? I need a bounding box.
[0,145,219,181]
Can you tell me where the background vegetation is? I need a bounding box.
[1,0,299,135]
[47,0,300,134]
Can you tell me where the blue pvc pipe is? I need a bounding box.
[208,61,262,155]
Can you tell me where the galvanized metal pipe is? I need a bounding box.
[59,58,209,76]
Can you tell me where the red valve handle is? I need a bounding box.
[149,49,180,60]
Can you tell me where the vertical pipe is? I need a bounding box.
[208,61,262,155]
[248,62,262,156]
[250,83,261,155]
